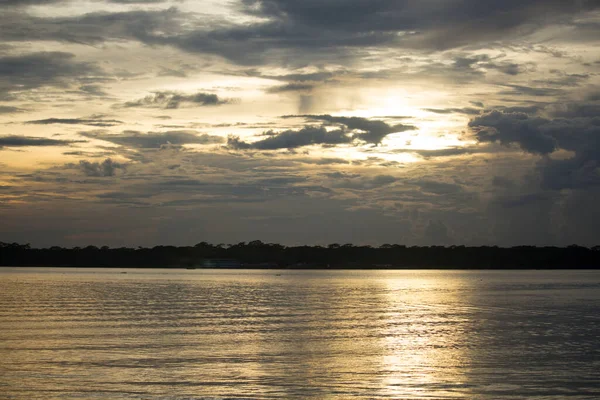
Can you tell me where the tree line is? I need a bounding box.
[1,241,599,269]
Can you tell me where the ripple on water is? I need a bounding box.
[1,269,599,399]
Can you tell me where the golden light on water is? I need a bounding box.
[379,272,472,398]
[2,269,600,398]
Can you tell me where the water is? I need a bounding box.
[0,268,599,399]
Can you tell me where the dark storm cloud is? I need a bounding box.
[0,135,80,148]
[226,0,599,58]
[120,91,232,109]
[80,130,225,148]
[470,108,600,190]
[0,1,596,68]
[469,111,558,155]
[166,21,397,66]
[227,126,351,150]
[0,8,183,45]
[27,117,122,127]
[239,1,594,34]
[549,102,600,119]
[229,115,416,150]
[0,52,103,99]
[298,115,417,144]
[539,156,600,190]
[77,158,126,177]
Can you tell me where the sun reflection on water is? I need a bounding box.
[378,272,473,398]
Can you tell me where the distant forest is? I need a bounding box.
[1,241,599,269]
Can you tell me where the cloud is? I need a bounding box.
[492,192,553,209]
[80,130,225,148]
[0,1,597,71]
[0,0,65,6]
[470,108,600,190]
[0,106,24,114]
[495,105,542,115]
[267,83,314,93]
[79,85,110,97]
[239,0,591,35]
[498,84,564,97]
[392,146,498,159]
[77,158,126,177]
[539,156,600,190]
[329,174,399,190]
[549,102,600,118]
[413,180,464,195]
[492,176,516,189]
[227,126,351,150]
[451,55,532,76]
[252,71,339,83]
[120,91,232,109]
[0,1,597,69]
[27,117,122,127]
[0,8,184,45]
[214,0,599,63]
[227,114,417,150]
[469,111,558,155]
[424,107,482,115]
[107,0,172,3]
[0,135,81,149]
[298,115,417,144]
[0,51,103,98]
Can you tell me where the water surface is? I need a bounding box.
[1,268,599,399]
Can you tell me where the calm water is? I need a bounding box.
[0,269,599,399]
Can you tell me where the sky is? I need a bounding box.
[0,0,599,247]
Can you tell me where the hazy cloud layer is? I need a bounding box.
[0,0,599,247]
[81,130,225,148]
[0,51,103,98]
[0,106,23,114]
[0,135,81,148]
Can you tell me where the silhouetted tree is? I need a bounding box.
[0,241,599,269]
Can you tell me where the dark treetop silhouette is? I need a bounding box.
[1,241,599,269]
